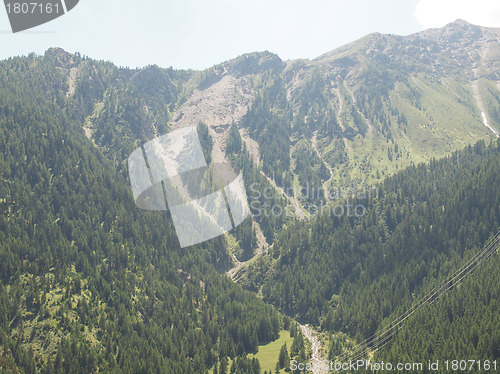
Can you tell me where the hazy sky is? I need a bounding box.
[1,0,499,70]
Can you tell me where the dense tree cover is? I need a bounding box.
[295,71,329,120]
[88,67,191,173]
[2,41,499,373]
[277,343,290,370]
[254,139,499,347]
[226,124,243,157]
[37,48,193,175]
[292,140,330,206]
[0,52,283,373]
[374,253,500,371]
[225,124,291,245]
[232,218,258,262]
[356,69,410,140]
[240,88,293,188]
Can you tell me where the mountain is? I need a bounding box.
[33,20,499,252]
[252,139,499,336]
[375,249,500,369]
[0,50,283,374]
[0,19,499,373]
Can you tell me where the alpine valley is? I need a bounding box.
[0,20,499,373]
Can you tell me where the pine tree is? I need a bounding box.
[278,343,290,369]
[220,357,228,374]
[275,361,281,374]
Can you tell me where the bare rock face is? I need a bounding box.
[171,75,254,163]
[171,52,285,163]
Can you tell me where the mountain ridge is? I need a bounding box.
[1,19,500,374]
[35,19,500,234]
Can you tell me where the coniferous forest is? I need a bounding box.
[1,19,500,374]
[0,53,284,373]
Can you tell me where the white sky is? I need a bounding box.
[415,0,500,29]
[0,0,499,70]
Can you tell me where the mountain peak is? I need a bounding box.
[43,47,78,69]
[451,19,472,26]
[441,18,481,30]
[225,51,285,77]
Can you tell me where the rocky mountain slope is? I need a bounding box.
[32,19,496,264]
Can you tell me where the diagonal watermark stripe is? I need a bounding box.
[128,126,250,248]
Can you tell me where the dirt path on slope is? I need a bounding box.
[311,130,334,201]
[227,253,244,279]
[334,87,354,159]
[468,44,499,138]
[227,221,268,280]
[260,170,306,220]
[334,88,346,132]
[66,66,78,98]
[343,82,374,135]
[300,324,328,374]
[237,125,306,220]
[471,72,499,138]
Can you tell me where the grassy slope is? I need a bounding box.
[248,330,294,373]
[318,74,495,190]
